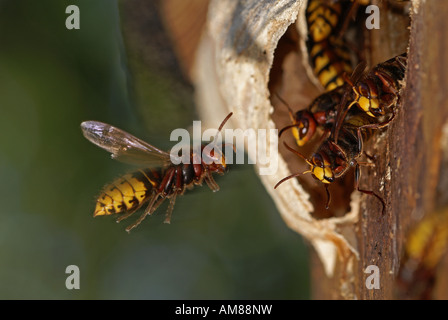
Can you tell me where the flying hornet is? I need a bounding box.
[81,113,233,232]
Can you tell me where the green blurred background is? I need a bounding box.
[0,0,309,299]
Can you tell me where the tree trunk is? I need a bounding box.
[311,0,448,299]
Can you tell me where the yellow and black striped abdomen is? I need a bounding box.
[309,37,353,91]
[93,169,159,217]
[306,0,342,43]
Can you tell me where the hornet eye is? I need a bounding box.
[312,154,323,167]
[299,119,309,137]
[358,83,370,97]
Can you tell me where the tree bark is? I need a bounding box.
[311,0,448,299]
